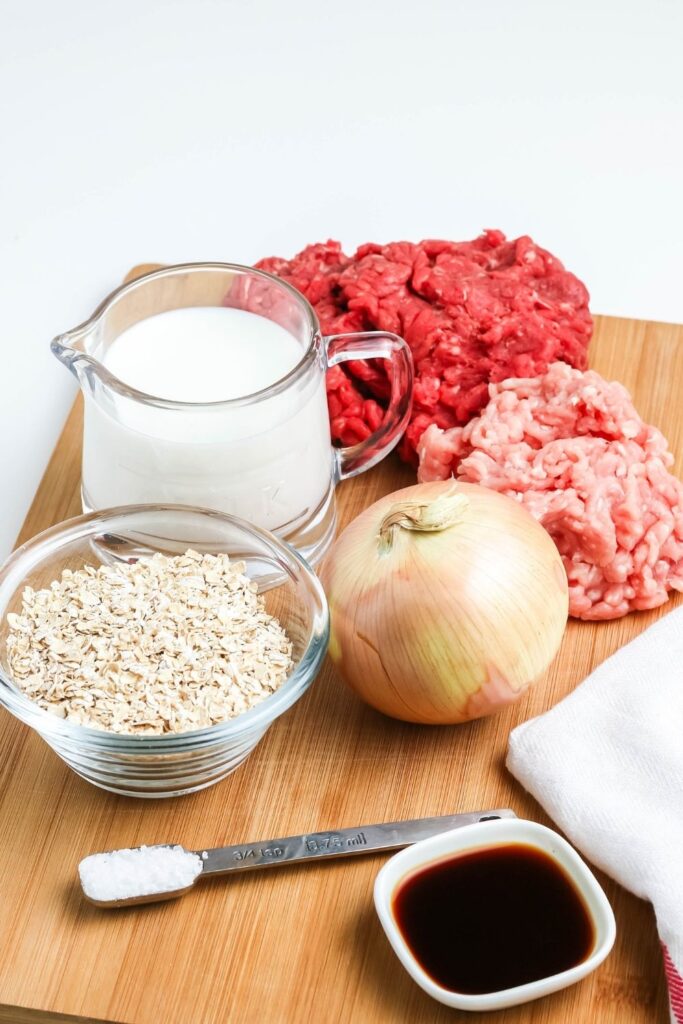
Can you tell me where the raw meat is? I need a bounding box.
[418,362,683,620]
[256,231,593,461]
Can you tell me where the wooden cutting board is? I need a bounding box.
[0,279,681,1023]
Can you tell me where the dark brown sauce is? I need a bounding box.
[392,843,595,994]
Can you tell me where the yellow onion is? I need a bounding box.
[321,481,568,724]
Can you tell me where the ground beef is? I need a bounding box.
[418,362,683,620]
[256,230,593,461]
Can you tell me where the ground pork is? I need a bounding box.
[256,230,592,462]
[418,362,683,620]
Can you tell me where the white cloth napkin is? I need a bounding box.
[507,605,683,1024]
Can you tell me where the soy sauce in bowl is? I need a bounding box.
[392,842,595,995]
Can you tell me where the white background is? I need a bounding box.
[1,0,682,559]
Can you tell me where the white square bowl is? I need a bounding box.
[373,817,616,1012]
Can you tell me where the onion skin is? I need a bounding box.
[321,481,568,725]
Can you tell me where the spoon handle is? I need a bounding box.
[197,809,516,877]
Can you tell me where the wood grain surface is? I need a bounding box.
[0,280,681,1023]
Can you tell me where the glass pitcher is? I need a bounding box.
[51,263,413,565]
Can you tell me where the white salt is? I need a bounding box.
[79,845,203,903]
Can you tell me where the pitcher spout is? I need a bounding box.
[51,325,102,389]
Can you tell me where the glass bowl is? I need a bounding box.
[0,505,329,798]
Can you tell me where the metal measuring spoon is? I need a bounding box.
[79,808,516,908]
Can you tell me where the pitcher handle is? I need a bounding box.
[325,331,413,481]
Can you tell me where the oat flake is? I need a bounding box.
[5,550,293,735]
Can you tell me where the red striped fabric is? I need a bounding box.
[663,944,683,1023]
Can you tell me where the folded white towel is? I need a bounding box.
[507,605,683,1024]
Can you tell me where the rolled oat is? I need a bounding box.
[5,550,293,734]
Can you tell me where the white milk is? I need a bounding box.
[82,307,333,532]
[103,307,303,402]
